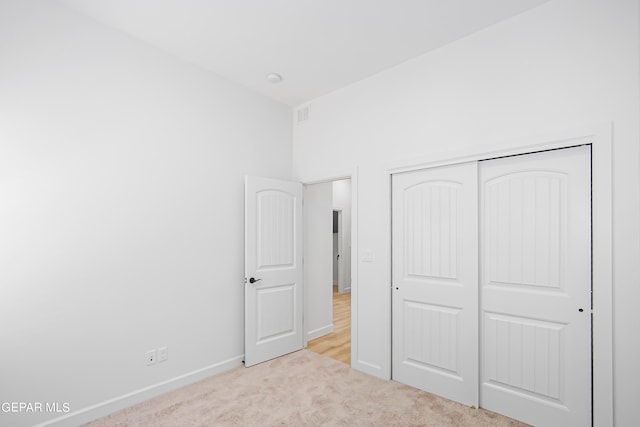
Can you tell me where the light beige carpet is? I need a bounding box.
[86,350,528,426]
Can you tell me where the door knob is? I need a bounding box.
[249,277,261,284]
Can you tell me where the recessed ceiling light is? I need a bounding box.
[266,72,283,84]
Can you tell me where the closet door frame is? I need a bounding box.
[387,124,612,427]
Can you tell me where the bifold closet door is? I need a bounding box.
[479,146,592,427]
[392,161,478,407]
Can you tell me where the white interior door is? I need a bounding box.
[479,146,591,426]
[392,161,479,407]
[245,176,303,367]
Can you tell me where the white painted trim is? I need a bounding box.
[590,124,613,427]
[307,324,334,341]
[354,359,383,377]
[387,123,613,427]
[349,169,359,372]
[35,355,244,427]
[302,171,353,185]
[388,124,608,174]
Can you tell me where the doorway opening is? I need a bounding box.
[307,179,352,365]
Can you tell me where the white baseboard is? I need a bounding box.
[34,355,244,427]
[306,324,333,341]
[353,359,385,379]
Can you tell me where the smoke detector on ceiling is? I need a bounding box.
[266,72,283,83]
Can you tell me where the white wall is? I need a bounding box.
[332,180,352,292]
[303,182,333,341]
[293,0,640,424]
[0,1,292,426]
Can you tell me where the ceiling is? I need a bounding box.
[56,0,549,106]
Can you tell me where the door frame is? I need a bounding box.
[300,170,358,366]
[388,123,612,426]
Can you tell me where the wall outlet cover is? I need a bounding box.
[146,349,157,366]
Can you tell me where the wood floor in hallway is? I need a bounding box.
[307,285,351,364]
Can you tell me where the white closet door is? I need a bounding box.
[479,146,591,427]
[392,161,478,407]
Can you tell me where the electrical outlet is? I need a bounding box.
[158,346,168,362]
[146,349,157,366]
